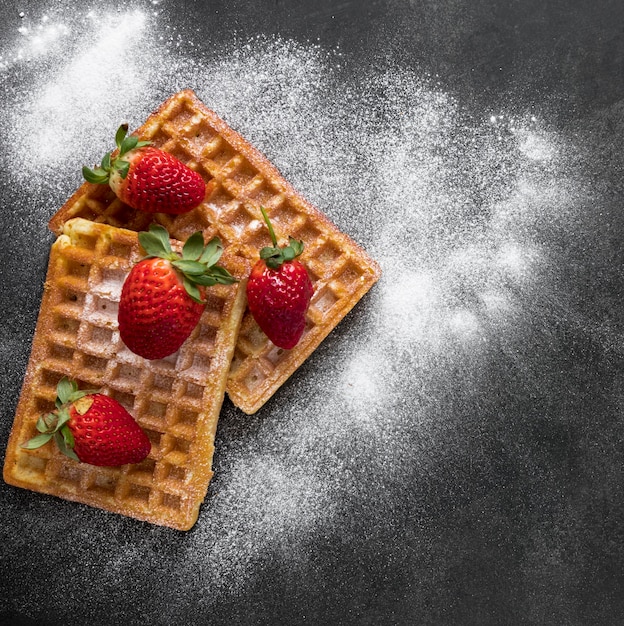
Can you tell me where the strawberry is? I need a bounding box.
[246,207,314,349]
[22,377,150,467]
[82,124,206,214]
[118,224,236,360]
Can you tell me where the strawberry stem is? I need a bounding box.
[258,206,304,270]
[261,206,279,248]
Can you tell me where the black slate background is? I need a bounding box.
[1,1,624,625]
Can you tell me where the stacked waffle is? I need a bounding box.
[4,90,381,529]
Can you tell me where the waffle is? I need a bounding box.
[3,218,249,530]
[48,89,381,414]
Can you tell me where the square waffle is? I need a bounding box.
[48,89,381,413]
[3,218,249,530]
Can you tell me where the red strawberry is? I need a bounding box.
[118,224,236,360]
[83,124,205,214]
[22,377,150,467]
[246,207,314,349]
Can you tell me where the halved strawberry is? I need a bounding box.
[83,124,206,214]
[22,377,151,467]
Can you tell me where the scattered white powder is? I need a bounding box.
[338,346,386,417]
[0,14,68,68]
[6,10,153,181]
[0,3,614,621]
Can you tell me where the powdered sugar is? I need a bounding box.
[0,3,608,620]
[0,13,69,69]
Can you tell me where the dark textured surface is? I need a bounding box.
[1,1,624,625]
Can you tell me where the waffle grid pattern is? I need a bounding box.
[48,90,381,413]
[4,218,248,529]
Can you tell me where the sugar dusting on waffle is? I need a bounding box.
[1,3,609,618]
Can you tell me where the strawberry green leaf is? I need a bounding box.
[54,430,79,461]
[195,270,235,285]
[217,273,235,284]
[183,277,205,304]
[100,152,111,170]
[57,377,96,407]
[182,231,205,260]
[56,377,75,405]
[114,159,131,180]
[266,256,282,270]
[36,414,55,433]
[139,224,173,258]
[173,260,208,275]
[135,140,151,149]
[120,134,139,156]
[198,238,223,267]
[210,266,239,284]
[149,224,172,253]
[139,232,166,257]
[82,166,110,185]
[60,424,75,449]
[288,237,304,257]
[193,275,218,287]
[259,247,280,260]
[115,123,129,148]
[68,390,96,404]
[282,247,296,261]
[56,408,71,430]
[21,433,54,449]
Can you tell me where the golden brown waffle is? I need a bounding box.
[3,218,249,530]
[48,89,381,414]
